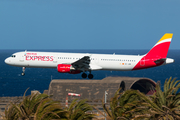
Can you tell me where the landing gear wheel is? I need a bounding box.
[22,67,25,76]
[88,74,93,79]
[82,73,87,79]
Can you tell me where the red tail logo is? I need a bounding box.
[133,33,173,70]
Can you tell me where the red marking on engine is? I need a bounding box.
[57,64,81,74]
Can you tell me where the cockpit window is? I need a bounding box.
[11,55,16,58]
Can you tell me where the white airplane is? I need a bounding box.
[5,33,174,79]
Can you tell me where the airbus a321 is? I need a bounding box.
[5,33,174,79]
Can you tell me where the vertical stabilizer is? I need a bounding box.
[133,33,173,70]
[145,33,173,59]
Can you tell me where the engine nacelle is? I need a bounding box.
[57,64,71,73]
[57,64,81,74]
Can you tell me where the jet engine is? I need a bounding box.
[57,64,81,74]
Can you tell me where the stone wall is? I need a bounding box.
[48,77,156,103]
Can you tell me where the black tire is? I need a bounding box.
[81,73,87,78]
[88,74,93,79]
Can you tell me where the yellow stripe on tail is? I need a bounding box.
[156,33,173,44]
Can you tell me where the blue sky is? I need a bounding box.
[0,0,180,50]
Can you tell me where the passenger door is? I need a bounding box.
[19,53,25,62]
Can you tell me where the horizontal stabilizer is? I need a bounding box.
[154,58,166,64]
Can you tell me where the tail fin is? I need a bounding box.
[145,33,173,59]
[133,33,173,70]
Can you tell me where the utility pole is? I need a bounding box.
[65,95,68,108]
[105,91,108,120]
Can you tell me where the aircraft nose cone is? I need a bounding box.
[5,58,10,64]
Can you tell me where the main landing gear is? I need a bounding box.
[21,67,25,76]
[81,72,94,79]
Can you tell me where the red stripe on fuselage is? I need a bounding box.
[132,41,170,70]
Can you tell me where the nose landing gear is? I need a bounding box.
[21,67,25,76]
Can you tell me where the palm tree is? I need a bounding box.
[13,90,50,119]
[34,97,68,120]
[4,88,68,120]
[3,102,18,120]
[101,88,150,120]
[66,99,96,120]
[141,77,180,119]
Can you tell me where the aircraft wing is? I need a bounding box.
[71,56,90,71]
